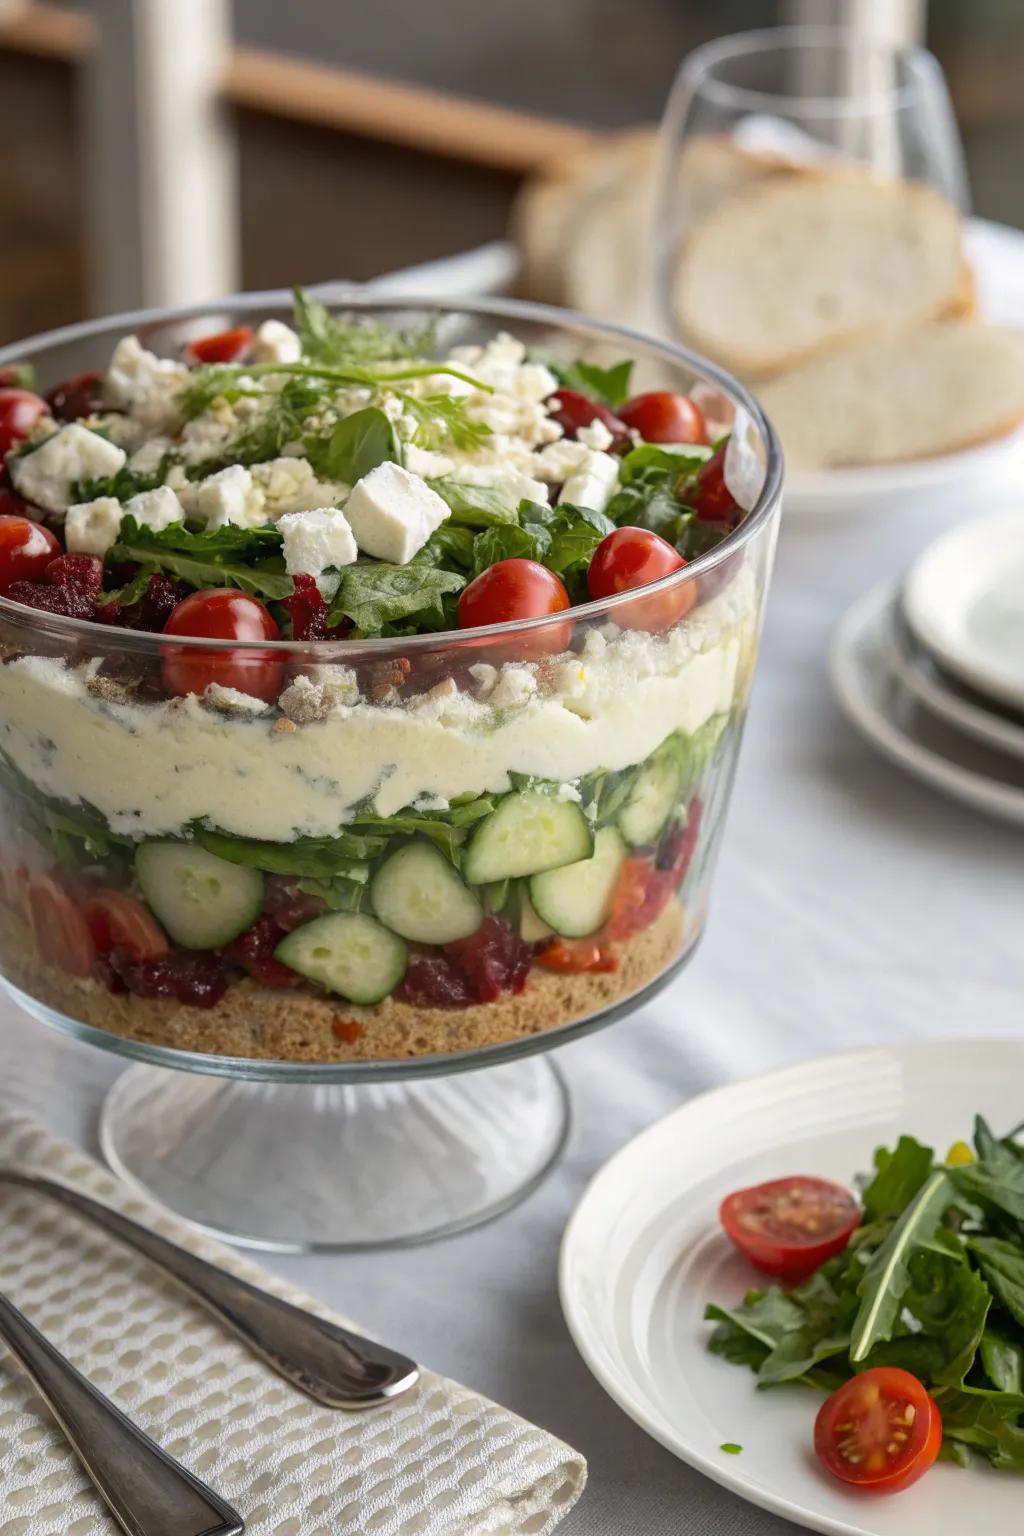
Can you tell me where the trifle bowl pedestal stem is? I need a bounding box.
[99,1056,570,1251]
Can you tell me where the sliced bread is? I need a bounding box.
[757,322,1024,472]
[672,175,966,379]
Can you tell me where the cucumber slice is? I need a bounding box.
[529,826,627,938]
[370,841,483,944]
[135,842,263,949]
[464,790,593,884]
[275,912,407,1005]
[517,886,554,943]
[618,754,684,847]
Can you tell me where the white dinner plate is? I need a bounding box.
[782,219,1024,517]
[887,607,1024,761]
[560,1039,1024,1536]
[901,507,1024,713]
[830,583,1024,825]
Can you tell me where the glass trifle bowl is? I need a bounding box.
[0,293,782,1247]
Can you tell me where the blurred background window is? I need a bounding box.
[0,0,1020,340]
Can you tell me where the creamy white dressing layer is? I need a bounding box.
[0,579,756,843]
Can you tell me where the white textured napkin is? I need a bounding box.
[0,1110,586,1535]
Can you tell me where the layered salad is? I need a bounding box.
[0,294,765,1062]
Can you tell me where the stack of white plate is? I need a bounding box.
[830,507,1024,824]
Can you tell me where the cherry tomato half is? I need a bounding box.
[815,1368,942,1494]
[0,388,49,457]
[84,889,169,961]
[587,526,695,633]
[685,443,738,524]
[47,369,105,423]
[161,589,284,702]
[187,326,254,365]
[28,876,95,978]
[546,389,628,446]
[720,1176,861,1281]
[0,515,61,593]
[457,558,573,659]
[619,391,708,445]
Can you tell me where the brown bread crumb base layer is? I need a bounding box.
[0,900,688,1065]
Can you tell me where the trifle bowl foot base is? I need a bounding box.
[99,1056,570,1251]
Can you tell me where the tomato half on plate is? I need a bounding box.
[719,1175,861,1280]
[815,1368,942,1494]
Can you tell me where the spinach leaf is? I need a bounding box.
[327,562,465,635]
[619,441,711,484]
[196,826,387,875]
[470,523,539,577]
[607,472,695,548]
[109,518,293,602]
[414,523,475,572]
[981,1328,1024,1394]
[849,1171,954,1362]
[305,406,401,484]
[551,357,633,408]
[0,753,133,873]
[429,478,519,528]
[296,874,370,913]
[862,1135,935,1222]
[970,1238,1024,1329]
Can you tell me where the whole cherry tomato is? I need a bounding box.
[0,388,49,457]
[47,369,105,423]
[720,1175,861,1281]
[187,326,254,364]
[619,391,708,445]
[546,389,628,446]
[161,589,284,701]
[84,889,169,960]
[685,443,738,523]
[0,515,61,593]
[457,559,573,659]
[815,1368,942,1494]
[587,526,695,633]
[28,876,96,977]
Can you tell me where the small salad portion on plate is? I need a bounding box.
[709,1117,1024,1492]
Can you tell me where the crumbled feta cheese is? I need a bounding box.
[196,465,268,530]
[128,436,174,474]
[164,462,198,518]
[549,659,588,702]
[65,497,123,556]
[402,443,456,480]
[560,450,620,513]
[10,424,126,513]
[344,462,450,564]
[250,457,347,518]
[511,363,559,403]
[122,485,183,532]
[202,684,270,718]
[577,418,615,452]
[450,462,548,507]
[250,318,302,365]
[278,507,358,578]
[532,438,592,484]
[468,662,499,698]
[105,335,187,433]
[489,665,538,711]
[303,663,360,703]
[276,674,349,724]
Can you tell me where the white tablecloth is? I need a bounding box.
[2,226,1023,1533]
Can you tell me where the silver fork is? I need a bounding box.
[0,1167,419,1408]
[0,1287,244,1535]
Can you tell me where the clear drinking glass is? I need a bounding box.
[654,25,969,359]
[0,295,782,1248]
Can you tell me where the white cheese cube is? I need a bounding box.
[402,443,456,480]
[10,424,126,513]
[453,463,548,508]
[577,418,614,452]
[344,462,450,564]
[105,335,187,432]
[122,485,184,532]
[560,450,621,513]
[250,319,302,365]
[65,497,123,556]
[128,436,173,474]
[532,438,591,484]
[195,465,268,530]
[250,457,347,519]
[278,507,358,578]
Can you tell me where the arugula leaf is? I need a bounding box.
[74,456,174,504]
[950,1122,1024,1227]
[305,406,400,484]
[109,518,293,602]
[862,1135,935,1222]
[849,1171,954,1362]
[292,287,437,365]
[607,472,695,548]
[100,563,159,609]
[328,562,465,635]
[970,1238,1024,1329]
[430,478,519,528]
[981,1328,1024,1394]
[551,357,633,408]
[706,1289,806,1369]
[937,1387,1024,1471]
[195,826,388,875]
